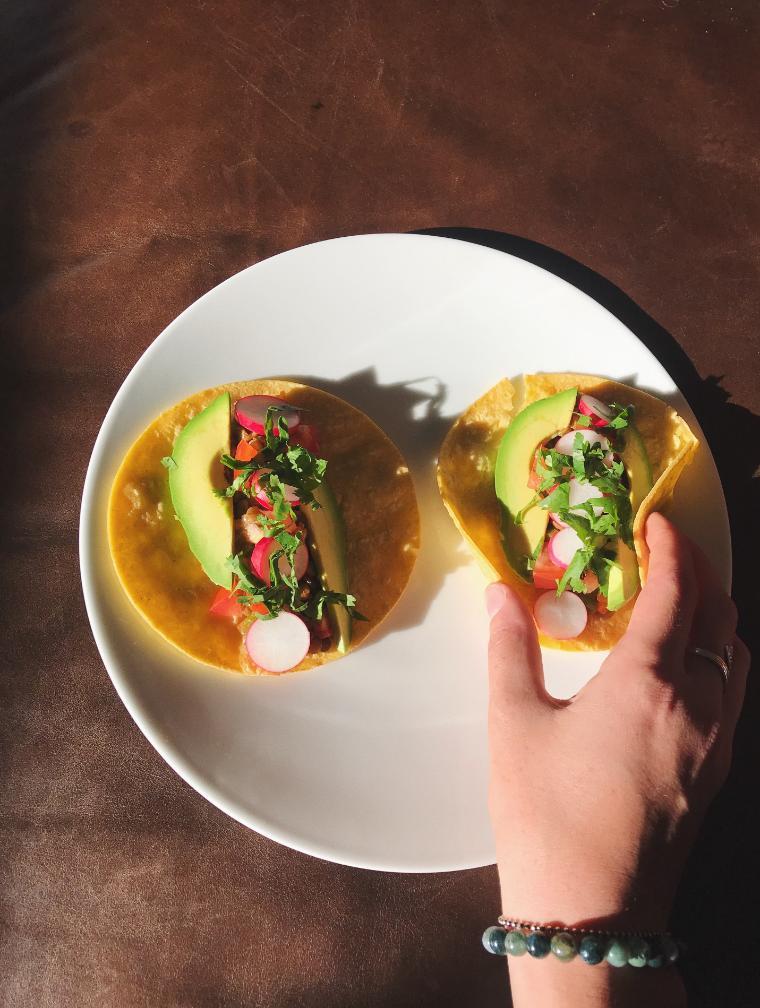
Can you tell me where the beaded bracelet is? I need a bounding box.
[482,917,681,968]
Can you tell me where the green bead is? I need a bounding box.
[579,934,607,965]
[606,939,630,967]
[505,929,529,956]
[550,932,577,961]
[482,925,508,955]
[526,931,552,958]
[627,937,650,967]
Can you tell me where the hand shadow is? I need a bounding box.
[286,368,470,641]
[418,227,760,1008]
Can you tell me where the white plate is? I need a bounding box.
[80,234,730,873]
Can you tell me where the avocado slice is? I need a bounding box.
[168,392,233,588]
[607,541,639,611]
[302,480,352,652]
[606,421,653,611]
[494,387,577,579]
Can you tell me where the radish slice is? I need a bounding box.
[577,394,613,427]
[245,611,310,673]
[534,591,588,640]
[251,539,308,584]
[568,477,604,517]
[555,428,610,455]
[251,538,277,581]
[548,527,584,567]
[549,511,569,530]
[291,423,321,454]
[235,396,301,435]
[283,542,308,581]
[251,468,300,508]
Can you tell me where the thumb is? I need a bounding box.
[486,582,547,711]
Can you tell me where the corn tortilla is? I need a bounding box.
[436,374,698,651]
[109,379,420,674]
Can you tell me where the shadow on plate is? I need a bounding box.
[418,227,760,1008]
[288,368,470,643]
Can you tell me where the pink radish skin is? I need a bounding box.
[235,396,301,435]
[251,539,308,584]
[534,591,588,640]
[250,538,277,581]
[555,428,610,456]
[577,394,613,428]
[550,512,569,530]
[245,611,310,673]
[251,468,300,509]
[568,477,605,518]
[548,527,584,568]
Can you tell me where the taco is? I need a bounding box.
[108,379,420,674]
[437,374,698,650]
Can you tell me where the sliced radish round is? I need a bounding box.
[568,477,605,517]
[251,468,300,509]
[534,591,588,640]
[251,538,308,584]
[285,542,308,581]
[291,423,321,454]
[251,537,277,581]
[577,394,613,427]
[549,511,569,530]
[245,611,310,673]
[548,527,584,567]
[555,428,610,456]
[235,396,301,435]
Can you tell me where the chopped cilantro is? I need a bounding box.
[607,403,633,430]
[218,406,361,627]
[521,396,637,598]
[557,548,592,595]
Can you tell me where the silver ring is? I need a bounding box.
[724,644,735,672]
[688,647,730,689]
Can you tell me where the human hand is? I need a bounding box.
[487,512,749,933]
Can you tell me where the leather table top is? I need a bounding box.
[2,2,758,1005]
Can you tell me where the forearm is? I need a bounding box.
[507,956,687,1008]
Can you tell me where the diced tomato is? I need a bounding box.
[234,438,258,462]
[532,545,565,591]
[209,584,269,622]
[209,586,247,622]
[233,438,259,481]
[291,423,320,455]
[527,447,543,490]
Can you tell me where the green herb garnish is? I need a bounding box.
[220,407,361,626]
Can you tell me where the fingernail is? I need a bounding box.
[486,582,509,617]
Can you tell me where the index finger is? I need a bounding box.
[618,512,698,668]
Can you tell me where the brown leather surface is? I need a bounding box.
[3,2,759,1006]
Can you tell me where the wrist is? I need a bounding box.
[497,850,674,931]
